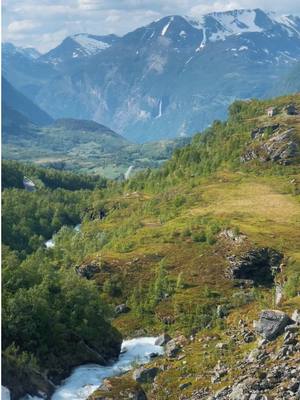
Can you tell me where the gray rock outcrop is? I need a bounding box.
[155,333,171,346]
[254,310,293,340]
[132,366,159,383]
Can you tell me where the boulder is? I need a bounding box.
[284,104,298,115]
[218,229,246,244]
[178,382,192,390]
[155,333,171,346]
[132,366,159,383]
[254,310,293,340]
[115,304,130,315]
[165,335,187,358]
[228,378,257,400]
[165,339,180,358]
[226,248,283,286]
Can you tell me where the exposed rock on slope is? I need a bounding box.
[242,125,300,165]
[254,310,293,340]
[226,248,283,286]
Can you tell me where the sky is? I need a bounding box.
[2,0,300,53]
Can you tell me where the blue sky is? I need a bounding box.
[2,0,300,53]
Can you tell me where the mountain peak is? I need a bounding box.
[40,33,119,65]
[2,42,41,59]
[69,33,117,56]
[184,8,300,43]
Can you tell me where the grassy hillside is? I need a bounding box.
[2,115,190,179]
[2,94,300,399]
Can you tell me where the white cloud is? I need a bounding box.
[8,20,41,33]
[2,0,300,53]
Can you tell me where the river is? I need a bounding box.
[45,224,81,248]
[2,337,164,400]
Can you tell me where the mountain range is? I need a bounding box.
[1,78,189,178]
[2,8,300,142]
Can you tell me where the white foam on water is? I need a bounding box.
[52,337,163,400]
[2,386,11,400]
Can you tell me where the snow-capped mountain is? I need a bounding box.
[39,33,119,67]
[3,8,300,142]
[2,42,41,60]
[187,9,300,43]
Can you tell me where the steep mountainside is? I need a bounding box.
[3,9,300,141]
[272,61,300,95]
[2,78,53,125]
[2,42,57,101]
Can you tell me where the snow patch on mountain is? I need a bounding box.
[161,17,174,36]
[269,13,300,37]
[196,28,207,52]
[186,9,300,43]
[71,34,111,55]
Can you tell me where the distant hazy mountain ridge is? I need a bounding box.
[3,8,300,141]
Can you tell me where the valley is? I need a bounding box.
[2,79,189,179]
[2,94,300,399]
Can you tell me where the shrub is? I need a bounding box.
[192,231,206,243]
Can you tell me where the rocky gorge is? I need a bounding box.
[84,309,300,400]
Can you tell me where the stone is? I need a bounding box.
[149,352,159,359]
[216,305,229,319]
[179,382,192,390]
[284,104,298,115]
[165,340,180,358]
[132,366,159,383]
[155,333,171,346]
[218,229,246,244]
[247,348,267,363]
[283,331,297,345]
[115,304,130,315]
[243,332,256,343]
[292,310,300,324]
[165,335,187,358]
[289,380,300,393]
[285,324,299,333]
[216,342,228,350]
[255,310,293,340]
[228,378,256,400]
[275,283,283,305]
